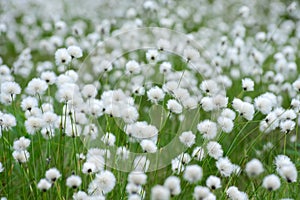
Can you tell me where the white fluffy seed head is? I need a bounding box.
[242,78,254,91]
[200,80,218,95]
[55,48,71,65]
[183,165,203,183]
[193,186,211,200]
[179,131,196,147]
[94,170,116,194]
[82,162,97,174]
[21,96,38,111]
[262,174,281,191]
[151,185,170,200]
[67,45,83,58]
[245,158,264,177]
[37,178,52,192]
[164,176,181,196]
[45,168,61,182]
[140,139,157,153]
[278,164,298,183]
[126,60,141,74]
[206,141,223,159]
[254,96,272,114]
[206,175,221,190]
[13,136,31,151]
[82,84,97,98]
[216,157,234,177]
[217,116,234,133]
[1,81,21,95]
[221,108,236,120]
[147,86,165,103]
[197,120,218,140]
[128,171,147,185]
[26,78,48,95]
[167,99,183,114]
[12,150,30,163]
[66,175,82,189]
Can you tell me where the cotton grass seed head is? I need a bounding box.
[37,179,51,192]
[45,168,61,182]
[183,164,203,183]
[66,175,82,189]
[242,78,254,91]
[216,157,234,177]
[128,171,147,185]
[206,141,223,159]
[179,131,196,147]
[262,174,281,191]
[1,81,21,96]
[206,175,221,190]
[151,185,170,200]
[55,48,72,65]
[167,99,183,114]
[197,120,218,140]
[193,186,211,200]
[67,45,83,59]
[245,158,264,177]
[164,176,181,196]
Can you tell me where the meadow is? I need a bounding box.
[0,0,299,199]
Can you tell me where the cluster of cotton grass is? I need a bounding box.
[0,0,300,199]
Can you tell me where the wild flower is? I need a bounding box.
[45,168,61,183]
[197,120,218,140]
[193,186,212,200]
[179,131,196,147]
[126,60,141,75]
[67,46,83,59]
[245,159,264,177]
[242,78,254,91]
[128,171,147,185]
[13,137,30,151]
[147,86,165,104]
[37,179,52,192]
[183,165,203,183]
[262,174,281,191]
[206,141,223,159]
[206,175,221,190]
[216,157,234,177]
[66,175,82,189]
[0,1,299,199]
[167,99,182,114]
[89,170,116,194]
[12,150,30,163]
[151,185,170,200]
[164,176,181,196]
[55,48,72,65]
[41,71,56,85]
[1,81,21,97]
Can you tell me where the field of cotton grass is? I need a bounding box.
[0,0,300,199]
